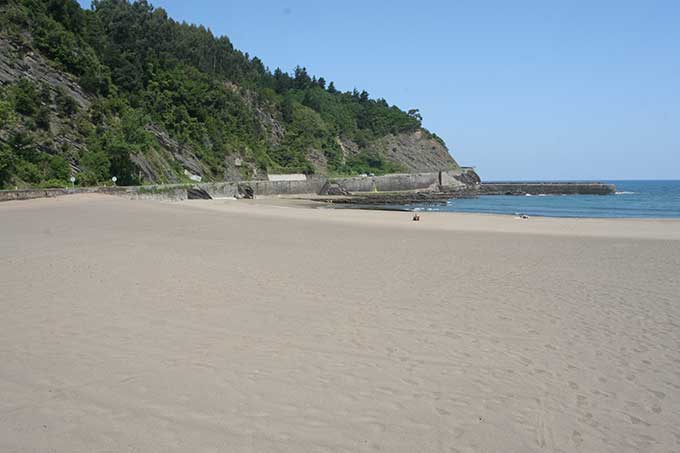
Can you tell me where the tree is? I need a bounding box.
[407,108,423,122]
[327,81,336,94]
[36,106,51,130]
[9,131,36,161]
[48,155,70,180]
[317,77,326,89]
[55,88,78,116]
[273,67,290,94]
[359,90,369,103]
[39,84,52,104]
[281,95,295,123]
[79,148,110,185]
[11,79,38,115]
[104,134,138,185]
[293,66,311,89]
[0,144,15,188]
[0,97,16,126]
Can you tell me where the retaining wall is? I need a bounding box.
[332,172,439,193]
[0,169,479,203]
[245,177,326,196]
[0,186,130,202]
[330,169,474,193]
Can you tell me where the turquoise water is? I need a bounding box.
[399,181,680,218]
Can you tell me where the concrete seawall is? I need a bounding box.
[328,168,478,193]
[479,182,616,196]
[0,169,478,202]
[332,172,439,193]
[0,187,130,202]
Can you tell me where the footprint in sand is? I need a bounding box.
[629,415,651,426]
[649,389,666,399]
[572,430,584,447]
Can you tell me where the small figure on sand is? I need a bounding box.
[412,213,420,221]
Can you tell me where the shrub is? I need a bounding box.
[14,159,41,183]
[55,88,78,116]
[79,148,110,185]
[0,144,16,188]
[36,106,51,129]
[47,155,70,181]
[11,79,38,116]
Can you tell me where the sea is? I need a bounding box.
[395,180,680,218]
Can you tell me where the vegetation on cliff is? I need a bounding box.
[0,0,454,189]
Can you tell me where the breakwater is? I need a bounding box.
[479,182,616,196]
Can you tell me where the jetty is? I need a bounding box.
[479,181,616,196]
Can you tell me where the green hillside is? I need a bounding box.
[0,0,457,189]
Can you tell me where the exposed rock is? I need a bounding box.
[233,85,285,146]
[306,147,328,174]
[145,125,208,178]
[316,190,475,205]
[337,136,360,159]
[319,181,350,196]
[453,169,481,185]
[130,148,179,183]
[187,187,212,199]
[374,129,459,172]
[338,129,460,173]
[237,183,254,199]
[0,37,91,110]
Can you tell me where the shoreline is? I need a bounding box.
[207,193,680,224]
[172,195,680,240]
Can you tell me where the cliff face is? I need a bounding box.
[338,130,459,174]
[374,130,459,172]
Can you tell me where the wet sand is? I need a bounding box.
[1,194,679,452]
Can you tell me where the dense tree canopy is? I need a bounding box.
[0,0,427,188]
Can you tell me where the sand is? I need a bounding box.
[1,194,679,452]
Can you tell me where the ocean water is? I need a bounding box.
[399,181,680,218]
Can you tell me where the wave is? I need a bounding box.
[615,191,636,195]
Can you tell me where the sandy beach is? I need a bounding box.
[1,194,679,452]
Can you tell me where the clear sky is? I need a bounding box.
[77,0,679,180]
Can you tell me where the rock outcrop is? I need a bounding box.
[0,37,91,110]
[374,130,460,172]
[186,187,212,199]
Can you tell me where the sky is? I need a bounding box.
[77,0,680,180]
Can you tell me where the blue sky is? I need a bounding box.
[77,1,679,180]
